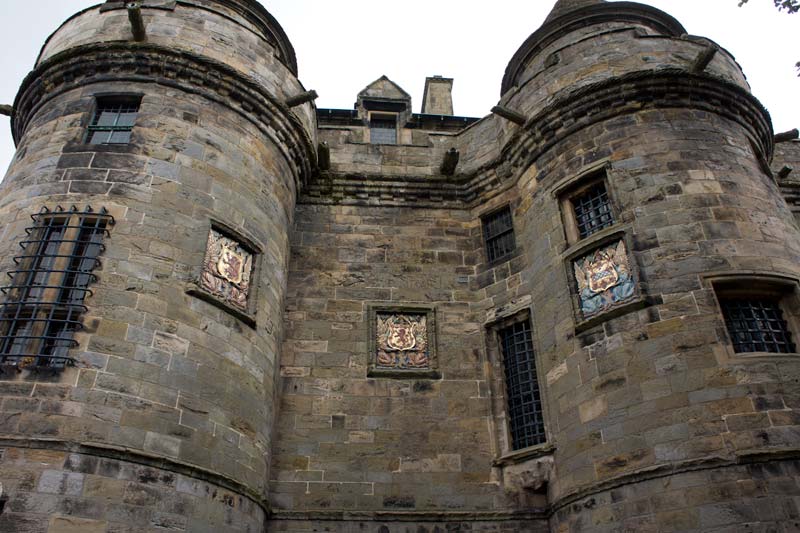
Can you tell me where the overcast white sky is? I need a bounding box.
[0,1,797,174]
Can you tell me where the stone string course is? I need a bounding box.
[0,0,799,532]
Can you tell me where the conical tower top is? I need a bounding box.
[545,0,606,23]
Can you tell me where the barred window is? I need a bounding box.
[572,182,614,239]
[370,113,397,145]
[720,298,796,354]
[499,320,546,450]
[0,206,113,370]
[87,96,141,145]
[482,206,516,263]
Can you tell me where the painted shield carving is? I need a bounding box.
[587,254,619,294]
[217,244,245,285]
[385,315,417,351]
[574,240,636,318]
[201,229,253,311]
[376,313,429,369]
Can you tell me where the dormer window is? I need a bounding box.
[369,113,397,145]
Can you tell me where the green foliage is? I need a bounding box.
[739,0,799,75]
[738,0,799,13]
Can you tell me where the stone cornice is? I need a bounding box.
[13,41,315,191]
[505,69,774,186]
[305,70,773,208]
[501,1,686,95]
[200,0,298,74]
[38,0,297,75]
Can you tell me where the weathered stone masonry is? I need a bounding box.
[0,0,799,532]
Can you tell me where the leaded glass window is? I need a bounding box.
[0,206,112,369]
[499,320,546,450]
[572,182,614,239]
[721,298,796,354]
[482,206,516,263]
[87,97,141,145]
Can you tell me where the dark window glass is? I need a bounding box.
[87,97,141,145]
[572,182,614,239]
[499,320,546,450]
[482,206,516,263]
[370,116,397,145]
[0,207,112,369]
[721,298,796,354]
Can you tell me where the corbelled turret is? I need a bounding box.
[0,1,315,531]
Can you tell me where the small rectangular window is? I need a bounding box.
[0,206,113,369]
[572,182,614,239]
[559,171,617,245]
[482,206,516,263]
[87,96,141,145]
[499,320,546,450]
[370,113,397,145]
[720,298,796,354]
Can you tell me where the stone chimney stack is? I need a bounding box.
[422,75,454,115]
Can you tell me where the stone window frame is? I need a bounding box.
[186,220,262,329]
[480,204,517,265]
[85,94,143,146]
[367,304,440,379]
[484,304,555,466]
[555,161,620,247]
[0,205,114,372]
[707,272,800,360]
[563,229,647,333]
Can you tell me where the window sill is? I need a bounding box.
[493,443,555,467]
[726,351,800,362]
[562,224,630,262]
[480,248,523,273]
[62,142,138,154]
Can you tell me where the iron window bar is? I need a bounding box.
[721,298,796,354]
[482,206,516,263]
[572,182,614,239]
[87,98,141,145]
[0,206,113,371]
[370,115,398,145]
[499,320,547,450]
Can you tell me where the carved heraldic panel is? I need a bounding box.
[201,229,253,311]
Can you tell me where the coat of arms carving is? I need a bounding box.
[574,240,636,318]
[368,306,439,379]
[376,313,429,369]
[200,229,253,311]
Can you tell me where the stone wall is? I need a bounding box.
[268,202,547,525]
[273,4,800,532]
[1,0,799,531]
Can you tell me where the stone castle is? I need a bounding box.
[0,0,799,531]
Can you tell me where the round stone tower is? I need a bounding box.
[500,0,800,530]
[0,1,314,531]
